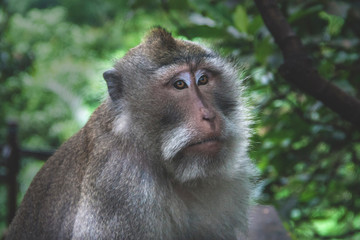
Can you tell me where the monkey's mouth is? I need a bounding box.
[186,136,222,153]
[188,137,220,147]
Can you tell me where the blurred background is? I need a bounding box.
[1,0,359,239]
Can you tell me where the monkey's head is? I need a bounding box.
[103,28,250,183]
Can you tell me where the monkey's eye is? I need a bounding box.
[173,80,188,90]
[197,75,209,86]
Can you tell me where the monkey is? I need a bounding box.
[6,27,257,240]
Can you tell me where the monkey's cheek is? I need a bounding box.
[185,140,223,155]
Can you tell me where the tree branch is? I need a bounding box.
[254,0,360,127]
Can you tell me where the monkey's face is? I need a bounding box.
[104,28,246,183]
[139,62,241,183]
[156,66,222,151]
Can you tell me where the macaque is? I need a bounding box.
[6,28,257,240]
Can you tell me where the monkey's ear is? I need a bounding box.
[103,68,122,101]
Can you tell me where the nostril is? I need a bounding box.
[201,108,216,121]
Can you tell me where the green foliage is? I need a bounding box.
[1,0,360,239]
[233,5,249,33]
[319,11,345,36]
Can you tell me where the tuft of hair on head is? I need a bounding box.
[144,27,177,50]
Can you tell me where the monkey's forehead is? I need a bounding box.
[116,51,221,78]
[148,41,214,66]
[151,59,223,78]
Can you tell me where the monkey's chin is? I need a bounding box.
[185,139,222,155]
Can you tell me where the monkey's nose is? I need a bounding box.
[201,108,216,122]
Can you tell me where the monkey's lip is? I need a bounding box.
[186,137,222,152]
[188,137,220,146]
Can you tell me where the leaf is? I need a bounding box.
[248,15,264,36]
[319,11,345,36]
[288,5,323,23]
[233,5,248,33]
[254,37,273,65]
